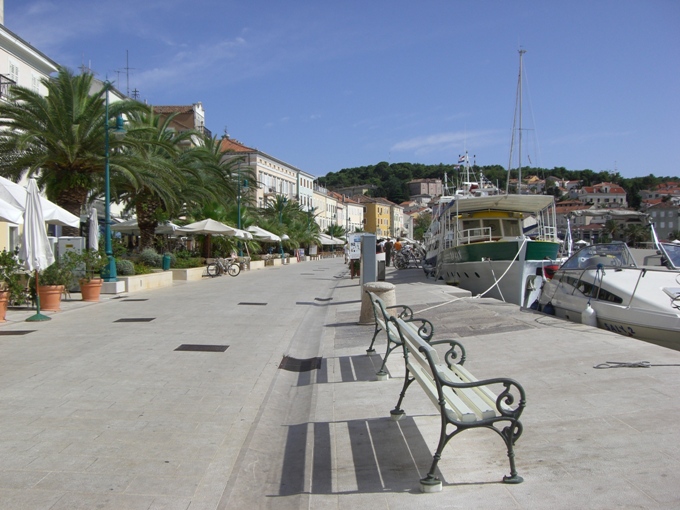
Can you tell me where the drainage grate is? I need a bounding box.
[238,302,267,306]
[114,318,156,323]
[175,344,229,352]
[0,330,35,336]
[122,299,149,302]
[279,356,322,372]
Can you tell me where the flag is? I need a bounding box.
[458,154,467,163]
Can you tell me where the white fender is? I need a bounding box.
[581,303,598,327]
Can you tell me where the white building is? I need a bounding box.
[0,9,59,251]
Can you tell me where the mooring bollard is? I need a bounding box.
[359,281,396,325]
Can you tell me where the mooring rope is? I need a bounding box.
[593,361,680,369]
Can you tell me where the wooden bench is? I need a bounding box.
[389,315,526,492]
[366,291,434,380]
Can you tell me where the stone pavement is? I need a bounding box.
[0,258,679,509]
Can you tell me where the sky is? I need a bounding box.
[5,0,679,179]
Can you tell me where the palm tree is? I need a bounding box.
[0,68,147,235]
[112,110,200,249]
[601,219,619,243]
[624,224,649,248]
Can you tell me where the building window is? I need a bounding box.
[8,60,19,83]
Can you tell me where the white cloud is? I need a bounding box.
[391,130,501,155]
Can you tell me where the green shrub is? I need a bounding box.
[171,257,203,269]
[138,248,162,267]
[116,259,135,276]
[133,263,154,275]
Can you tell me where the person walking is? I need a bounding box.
[385,239,393,266]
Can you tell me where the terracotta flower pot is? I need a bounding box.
[79,278,103,302]
[37,285,64,312]
[0,290,8,322]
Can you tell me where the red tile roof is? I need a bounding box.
[219,137,255,153]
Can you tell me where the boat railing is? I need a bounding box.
[457,227,493,245]
[536,225,557,241]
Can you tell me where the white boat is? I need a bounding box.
[434,194,561,306]
[422,156,500,276]
[538,213,680,349]
[425,50,562,305]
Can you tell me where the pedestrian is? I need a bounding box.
[343,242,349,263]
[376,239,383,254]
[385,239,393,266]
[394,238,402,252]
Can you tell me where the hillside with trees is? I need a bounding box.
[318,162,679,209]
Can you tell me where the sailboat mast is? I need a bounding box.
[517,49,525,195]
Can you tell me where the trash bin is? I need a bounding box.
[377,260,386,281]
[162,253,171,271]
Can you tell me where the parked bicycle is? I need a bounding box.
[394,246,424,270]
[206,257,241,277]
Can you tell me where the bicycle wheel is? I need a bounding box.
[206,263,220,277]
[227,263,240,277]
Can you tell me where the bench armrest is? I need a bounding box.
[443,375,526,419]
[404,317,434,341]
[429,338,467,366]
[385,304,413,321]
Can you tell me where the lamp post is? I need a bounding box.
[103,83,126,282]
[237,164,244,257]
[279,197,287,256]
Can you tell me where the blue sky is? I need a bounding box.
[6,0,679,179]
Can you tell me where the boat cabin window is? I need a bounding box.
[659,242,680,269]
[501,219,520,237]
[462,219,481,231]
[561,243,637,270]
[482,219,502,236]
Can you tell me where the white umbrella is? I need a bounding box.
[20,179,55,322]
[0,197,23,223]
[176,218,238,235]
[318,233,344,245]
[0,176,80,227]
[247,225,281,242]
[232,228,253,240]
[88,207,99,251]
[111,218,181,236]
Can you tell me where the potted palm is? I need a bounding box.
[33,258,76,312]
[64,250,107,302]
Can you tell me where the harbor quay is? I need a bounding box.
[0,258,678,509]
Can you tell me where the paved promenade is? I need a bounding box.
[0,258,679,509]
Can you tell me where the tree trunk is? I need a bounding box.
[55,186,88,237]
[136,200,160,251]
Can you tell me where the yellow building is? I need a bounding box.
[353,196,391,237]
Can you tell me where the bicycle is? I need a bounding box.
[206,257,241,277]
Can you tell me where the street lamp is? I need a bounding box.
[279,196,287,256]
[103,83,126,282]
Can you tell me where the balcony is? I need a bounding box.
[197,125,212,138]
[0,74,16,100]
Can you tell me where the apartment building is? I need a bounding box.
[0,12,59,251]
[219,136,300,209]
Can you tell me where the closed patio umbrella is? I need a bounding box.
[20,179,55,322]
[88,207,99,251]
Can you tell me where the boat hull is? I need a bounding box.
[539,267,680,350]
[439,239,560,306]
